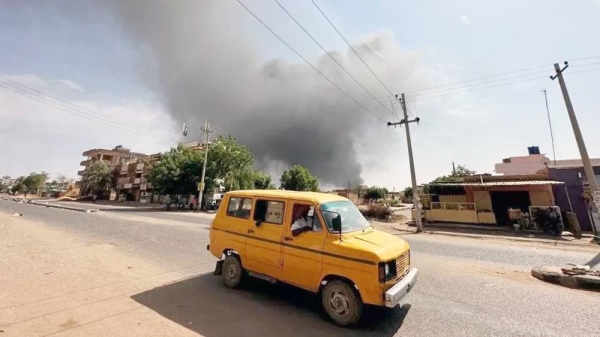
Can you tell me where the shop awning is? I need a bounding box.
[431,180,564,187]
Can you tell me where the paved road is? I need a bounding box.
[2,200,600,337]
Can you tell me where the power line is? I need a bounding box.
[410,67,600,102]
[274,0,393,117]
[406,64,553,95]
[0,75,179,140]
[412,75,547,101]
[311,0,396,98]
[0,81,181,143]
[568,55,600,62]
[235,0,384,121]
[273,0,394,119]
[405,56,600,96]
[408,69,550,99]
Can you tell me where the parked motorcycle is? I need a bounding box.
[539,208,564,237]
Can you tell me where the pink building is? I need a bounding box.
[495,154,550,176]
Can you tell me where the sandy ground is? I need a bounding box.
[0,213,201,337]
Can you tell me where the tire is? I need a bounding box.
[222,255,243,288]
[321,280,363,326]
[555,223,564,237]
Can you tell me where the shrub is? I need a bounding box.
[360,204,392,220]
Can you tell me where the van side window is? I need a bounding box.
[227,197,253,219]
[254,199,285,225]
[307,206,323,232]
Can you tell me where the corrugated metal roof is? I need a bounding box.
[431,180,564,187]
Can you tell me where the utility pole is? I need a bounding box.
[388,93,423,233]
[199,121,213,210]
[551,61,600,239]
[452,161,456,176]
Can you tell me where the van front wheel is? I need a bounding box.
[222,256,243,288]
[321,280,363,326]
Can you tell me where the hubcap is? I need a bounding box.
[329,289,350,317]
[226,263,238,280]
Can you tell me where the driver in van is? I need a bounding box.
[291,205,312,236]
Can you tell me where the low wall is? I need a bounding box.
[426,209,478,223]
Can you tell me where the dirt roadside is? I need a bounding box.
[0,213,203,337]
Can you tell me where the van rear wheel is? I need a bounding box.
[321,280,363,326]
[222,256,243,288]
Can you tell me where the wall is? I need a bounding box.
[494,154,548,175]
[548,167,600,232]
[472,191,492,211]
[529,190,553,206]
[426,209,478,223]
[439,195,467,203]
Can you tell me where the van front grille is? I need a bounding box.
[396,250,410,279]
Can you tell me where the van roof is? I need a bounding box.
[225,190,349,204]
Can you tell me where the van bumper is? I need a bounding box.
[384,268,419,308]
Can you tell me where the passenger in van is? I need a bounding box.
[291,205,312,236]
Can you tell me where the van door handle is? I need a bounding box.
[284,237,293,241]
[247,229,255,234]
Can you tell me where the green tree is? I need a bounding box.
[251,170,275,190]
[430,164,476,184]
[148,145,203,195]
[403,187,413,199]
[280,165,318,192]
[80,162,112,196]
[11,176,27,194]
[149,135,255,196]
[354,185,365,198]
[365,186,387,201]
[23,172,49,195]
[204,135,254,192]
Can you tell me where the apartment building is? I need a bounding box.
[78,145,149,200]
[79,141,206,202]
[78,145,148,177]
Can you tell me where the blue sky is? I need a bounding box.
[1,0,599,188]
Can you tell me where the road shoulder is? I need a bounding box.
[0,212,200,336]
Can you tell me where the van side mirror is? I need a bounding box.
[255,220,262,227]
[331,214,342,233]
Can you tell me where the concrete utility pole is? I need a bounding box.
[388,93,423,233]
[199,121,213,210]
[551,62,597,192]
[551,61,600,239]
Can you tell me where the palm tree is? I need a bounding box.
[80,162,112,196]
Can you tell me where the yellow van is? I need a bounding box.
[207,190,418,326]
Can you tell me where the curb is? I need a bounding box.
[29,201,99,213]
[391,227,597,248]
[531,266,600,291]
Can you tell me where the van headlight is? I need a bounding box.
[378,260,397,283]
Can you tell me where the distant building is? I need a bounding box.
[78,145,149,200]
[495,147,600,231]
[495,154,550,176]
[1,176,15,187]
[78,142,206,202]
[78,146,148,177]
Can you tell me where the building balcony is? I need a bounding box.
[134,178,141,184]
[77,170,86,176]
[80,160,90,166]
[136,163,144,172]
[117,177,131,185]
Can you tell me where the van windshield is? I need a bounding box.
[321,201,370,233]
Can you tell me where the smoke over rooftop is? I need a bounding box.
[111,0,425,187]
